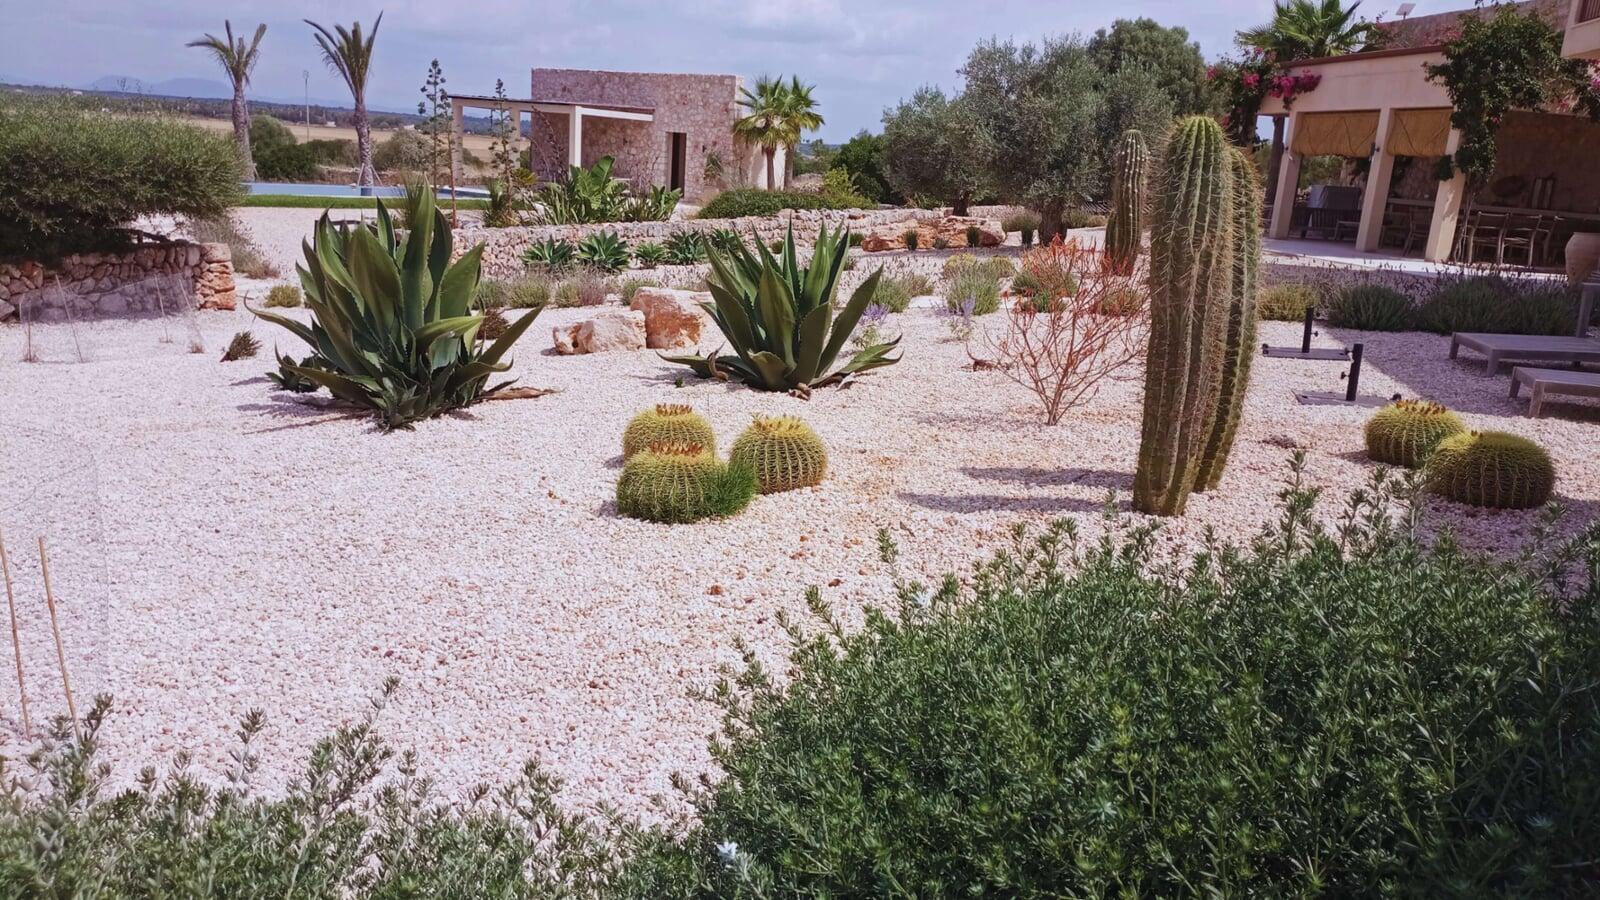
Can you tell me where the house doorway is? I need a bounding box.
[667,132,687,191]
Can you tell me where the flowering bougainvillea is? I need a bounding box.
[1211,50,1322,146]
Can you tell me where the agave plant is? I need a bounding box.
[523,237,575,271]
[250,191,538,430]
[662,231,707,265]
[531,155,630,225]
[576,230,630,273]
[633,242,667,269]
[662,224,899,392]
[625,185,682,222]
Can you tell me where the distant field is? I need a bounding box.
[183,116,504,169]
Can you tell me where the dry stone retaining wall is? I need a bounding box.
[0,242,236,321]
[459,208,941,282]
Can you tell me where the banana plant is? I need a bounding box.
[250,191,539,430]
[662,223,900,392]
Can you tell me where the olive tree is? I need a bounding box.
[880,87,994,215]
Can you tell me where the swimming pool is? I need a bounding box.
[243,182,489,200]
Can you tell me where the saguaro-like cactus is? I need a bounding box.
[1194,147,1262,492]
[1132,116,1237,517]
[1105,128,1148,275]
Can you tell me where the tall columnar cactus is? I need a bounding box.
[1194,147,1262,492]
[729,416,828,494]
[1364,400,1467,468]
[1105,128,1148,276]
[1132,117,1237,517]
[1424,431,1555,510]
[622,404,716,459]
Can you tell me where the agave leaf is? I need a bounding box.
[426,208,453,317]
[818,268,884,377]
[345,227,403,339]
[783,222,803,308]
[414,316,481,350]
[247,304,319,349]
[475,306,541,368]
[437,244,484,319]
[374,200,396,255]
[745,350,790,390]
[399,197,435,329]
[285,364,380,405]
[755,266,796,367]
[788,303,833,387]
[801,223,835,314]
[657,347,722,379]
[707,283,759,357]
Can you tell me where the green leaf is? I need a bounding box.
[818,268,884,377]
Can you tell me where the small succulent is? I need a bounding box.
[267,349,321,393]
[221,330,260,362]
[523,237,576,271]
[1424,430,1555,510]
[622,404,716,459]
[730,415,828,494]
[965,224,982,248]
[576,230,630,274]
[633,242,667,269]
[477,307,510,343]
[663,231,708,265]
[931,236,950,250]
[1364,400,1466,468]
[902,229,920,252]
[615,442,757,524]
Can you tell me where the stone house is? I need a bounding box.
[451,68,784,202]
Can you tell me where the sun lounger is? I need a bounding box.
[1449,332,1600,374]
[1509,366,1600,417]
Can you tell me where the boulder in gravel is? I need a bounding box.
[628,287,712,350]
[552,310,647,354]
[861,215,1005,252]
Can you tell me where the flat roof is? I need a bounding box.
[450,94,655,116]
[1281,44,1445,67]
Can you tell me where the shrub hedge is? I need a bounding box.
[0,97,241,261]
[4,464,1597,897]
[696,188,866,219]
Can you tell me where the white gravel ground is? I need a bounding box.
[2,250,1598,823]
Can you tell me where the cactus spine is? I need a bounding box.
[1364,400,1467,468]
[1424,431,1555,510]
[622,404,716,459]
[730,416,828,494]
[1105,128,1148,276]
[1132,116,1236,517]
[1194,147,1262,492]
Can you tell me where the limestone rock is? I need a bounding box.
[861,215,1005,252]
[552,310,647,354]
[628,287,712,350]
[0,299,14,321]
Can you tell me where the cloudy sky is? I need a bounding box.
[8,0,1416,140]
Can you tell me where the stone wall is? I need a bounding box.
[461,207,942,282]
[0,242,236,322]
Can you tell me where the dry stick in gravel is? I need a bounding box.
[0,530,31,739]
[37,537,78,735]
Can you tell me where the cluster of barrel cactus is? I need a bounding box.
[1423,430,1555,510]
[1364,400,1467,467]
[616,406,829,523]
[730,416,828,494]
[1132,117,1262,516]
[622,404,717,459]
[1104,128,1148,276]
[615,442,757,524]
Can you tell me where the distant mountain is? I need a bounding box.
[88,75,233,98]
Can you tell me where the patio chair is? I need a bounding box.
[1509,365,1600,417]
[1498,214,1546,268]
[1461,211,1509,265]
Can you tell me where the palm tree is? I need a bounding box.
[1239,0,1377,60]
[777,76,824,189]
[187,22,267,181]
[734,76,793,191]
[306,15,382,186]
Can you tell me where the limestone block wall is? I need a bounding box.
[0,242,236,321]
[528,68,782,200]
[460,207,941,282]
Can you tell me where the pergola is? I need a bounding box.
[448,93,655,181]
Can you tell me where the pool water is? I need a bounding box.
[244,182,488,199]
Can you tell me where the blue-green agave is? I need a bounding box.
[251,191,538,430]
[663,224,899,391]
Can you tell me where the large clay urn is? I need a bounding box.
[1568,232,1600,286]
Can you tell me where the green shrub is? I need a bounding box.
[820,168,871,208]
[576,230,630,273]
[0,98,241,261]
[523,236,576,271]
[1009,269,1042,297]
[263,284,302,308]
[847,232,865,248]
[254,142,318,181]
[615,443,757,524]
[1063,208,1108,229]
[251,193,537,430]
[872,274,933,313]
[1415,275,1581,335]
[941,253,1013,281]
[1425,430,1556,509]
[931,236,950,250]
[186,215,278,279]
[302,138,356,167]
[1257,283,1319,320]
[1326,284,1415,331]
[628,460,1600,896]
[507,276,552,309]
[530,156,677,225]
[964,224,982,247]
[372,129,429,174]
[943,266,1002,315]
[1094,282,1146,316]
[696,188,865,219]
[1001,210,1040,238]
[620,277,658,304]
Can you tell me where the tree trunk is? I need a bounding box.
[764,147,776,191]
[952,193,970,217]
[232,83,255,181]
[1263,116,1286,210]
[1035,198,1066,243]
[784,144,794,190]
[355,99,377,187]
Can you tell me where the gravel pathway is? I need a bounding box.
[1,300,1596,821]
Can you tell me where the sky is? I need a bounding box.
[5,0,1419,141]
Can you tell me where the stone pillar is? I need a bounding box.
[1356,107,1396,253]
[1268,114,1303,240]
[450,100,465,184]
[568,108,584,168]
[1422,128,1468,263]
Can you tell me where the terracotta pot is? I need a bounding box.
[1567,232,1600,286]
